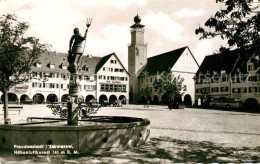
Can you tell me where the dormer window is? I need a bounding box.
[36,63,42,68]
[50,64,55,69]
[83,65,89,71]
[62,65,67,70]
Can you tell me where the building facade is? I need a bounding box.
[128,15,199,105]
[0,52,129,104]
[195,50,260,108]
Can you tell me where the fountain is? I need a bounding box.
[0,19,150,154]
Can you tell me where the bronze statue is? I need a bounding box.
[68,27,88,73]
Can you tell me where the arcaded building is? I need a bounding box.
[1,52,129,104]
[195,50,260,108]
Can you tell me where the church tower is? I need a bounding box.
[128,14,148,104]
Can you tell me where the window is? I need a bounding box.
[98,75,102,79]
[85,75,90,81]
[110,60,117,64]
[85,67,89,71]
[150,77,153,83]
[103,67,106,71]
[43,83,46,88]
[103,76,106,80]
[241,87,247,93]
[79,75,82,80]
[232,88,240,93]
[39,83,42,88]
[56,84,59,88]
[196,89,201,93]
[32,82,36,88]
[115,68,119,72]
[249,87,257,93]
[211,87,219,93]
[220,87,229,92]
[61,84,63,89]
[101,84,105,90]
[183,85,187,91]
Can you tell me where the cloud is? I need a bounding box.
[143,11,183,42]
[176,8,205,18]
[75,0,147,8]
[194,40,213,64]
[86,23,130,65]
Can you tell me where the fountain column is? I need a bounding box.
[67,19,92,125]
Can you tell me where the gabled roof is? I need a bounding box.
[95,53,113,73]
[95,53,129,75]
[140,46,188,75]
[31,51,102,75]
[31,51,129,75]
[195,49,249,76]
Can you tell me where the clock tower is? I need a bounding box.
[128,14,148,104]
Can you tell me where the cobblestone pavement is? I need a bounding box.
[0,104,260,163]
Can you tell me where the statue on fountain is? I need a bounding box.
[68,27,88,73]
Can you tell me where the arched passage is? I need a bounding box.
[244,98,258,110]
[140,96,146,104]
[47,94,58,103]
[153,95,159,104]
[99,95,108,103]
[86,95,95,102]
[1,93,18,104]
[161,94,169,105]
[33,93,45,104]
[119,95,126,104]
[109,95,117,103]
[20,94,30,104]
[61,94,69,102]
[184,94,192,105]
[147,96,152,102]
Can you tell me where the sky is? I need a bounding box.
[0,0,226,66]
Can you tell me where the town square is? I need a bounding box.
[0,0,259,163]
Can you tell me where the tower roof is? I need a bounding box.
[130,14,145,28]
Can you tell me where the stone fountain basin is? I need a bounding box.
[0,116,150,154]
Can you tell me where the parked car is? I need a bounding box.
[113,100,122,107]
[100,100,110,107]
[209,98,243,109]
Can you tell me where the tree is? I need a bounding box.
[195,0,260,64]
[0,14,49,124]
[153,69,185,109]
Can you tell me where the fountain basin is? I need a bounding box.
[0,116,150,154]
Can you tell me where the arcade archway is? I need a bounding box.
[33,93,45,104]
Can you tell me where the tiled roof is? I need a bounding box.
[140,46,187,75]
[31,51,102,75]
[195,50,249,76]
[95,53,113,73]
